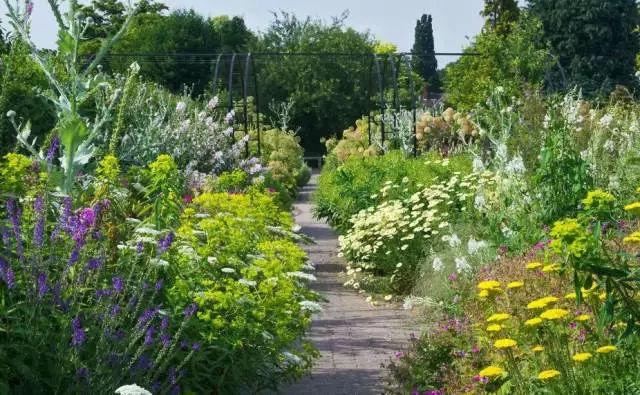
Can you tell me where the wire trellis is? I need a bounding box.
[99,52,477,157]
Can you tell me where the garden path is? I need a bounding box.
[280,172,414,395]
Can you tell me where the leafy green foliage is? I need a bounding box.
[481,0,520,36]
[444,12,551,110]
[529,0,640,96]
[0,41,56,155]
[170,190,318,393]
[253,12,375,154]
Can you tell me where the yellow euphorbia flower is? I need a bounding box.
[596,345,617,353]
[487,313,511,322]
[572,352,592,362]
[487,324,502,332]
[507,281,524,289]
[524,317,543,326]
[478,290,489,298]
[538,369,561,380]
[576,314,590,321]
[494,338,517,349]
[565,292,577,300]
[532,345,544,352]
[478,366,505,377]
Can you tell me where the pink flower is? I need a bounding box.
[183,194,193,204]
[448,272,457,282]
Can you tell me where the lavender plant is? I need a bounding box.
[0,159,197,392]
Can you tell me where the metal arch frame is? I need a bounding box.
[251,55,262,157]
[387,54,400,141]
[366,56,374,144]
[211,53,224,94]
[400,54,418,157]
[242,53,252,157]
[372,54,386,146]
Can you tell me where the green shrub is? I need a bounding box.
[313,150,471,233]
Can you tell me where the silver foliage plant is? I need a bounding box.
[110,77,250,175]
[4,0,137,193]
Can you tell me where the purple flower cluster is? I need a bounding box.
[46,136,60,163]
[71,316,86,347]
[7,198,23,260]
[138,308,157,327]
[33,196,45,248]
[183,303,198,318]
[37,272,48,299]
[0,258,15,289]
[112,276,124,293]
[157,232,174,254]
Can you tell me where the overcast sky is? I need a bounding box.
[1,0,489,65]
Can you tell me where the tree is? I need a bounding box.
[529,0,640,97]
[481,0,520,36]
[0,41,56,155]
[253,12,375,154]
[210,15,256,53]
[109,9,220,94]
[411,14,439,91]
[79,0,167,61]
[444,13,550,109]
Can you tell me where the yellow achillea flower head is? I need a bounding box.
[524,317,543,326]
[526,262,542,270]
[565,292,577,300]
[572,352,592,362]
[540,308,569,320]
[542,263,561,273]
[599,292,607,301]
[624,201,640,216]
[477,280,501,290]
[478,366,505,377]
[527,296,559,310]
[487,313,511,322]
[538,369,561,380]
[494,338,517,349]
[576,314,590,321]
[478,290,489,298]
[623,231,640,245]
[487,324,502,332]
[532,345,544,352]
[596,345,617,353]
[507,281,524,289]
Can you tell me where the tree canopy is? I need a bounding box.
[411,14,440,91]
[528,0,640,97]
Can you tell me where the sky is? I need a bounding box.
[1,0,488,66]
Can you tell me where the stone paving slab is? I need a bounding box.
[279,173,414,395]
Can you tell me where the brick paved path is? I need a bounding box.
[281,173,414,395]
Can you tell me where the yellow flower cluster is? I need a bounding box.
[624,201,640,216]
[487,313,511,322]
[478,366,505,377]
[527,296,559,310]
[581,189,615,210]
[540,308,569,320]
[494,338,517,349]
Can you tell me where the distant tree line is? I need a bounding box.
[0,0,638,154]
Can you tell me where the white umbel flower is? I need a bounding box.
[114,384,151,395]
